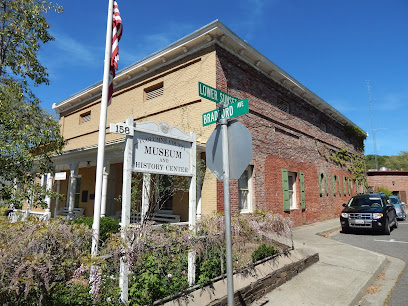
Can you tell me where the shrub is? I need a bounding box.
[74,216,120,243]
[0,212,292,304]
[49,278,121,306]
[0,205,12,217]
[196,245,225,284]
[0,218,92,303]
[251,243,279,263]
[128,251,189,305]
[375,186,393,196]
[49,282,93,305]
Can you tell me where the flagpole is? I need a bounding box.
[92,0,114,257]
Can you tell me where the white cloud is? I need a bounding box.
[375,91,407,111]
[236,0,280,40]
[38,29,103,78]
[119,23,195,67]
[328,98,359,113]
[52,31,101,66]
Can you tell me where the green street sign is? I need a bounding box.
[198,82,240,105]
[202,99,249,126]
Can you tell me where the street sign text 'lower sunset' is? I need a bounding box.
[198,82,240,105]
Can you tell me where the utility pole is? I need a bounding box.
[366,80,379,170]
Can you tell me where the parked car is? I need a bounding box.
[340,193,398,235]
[389,196,406,221]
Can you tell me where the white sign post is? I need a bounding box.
[112,118,197,303]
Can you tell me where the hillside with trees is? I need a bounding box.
[365,152,408,171]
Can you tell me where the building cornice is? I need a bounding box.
[367,170,408,176]
[52,20,363,132]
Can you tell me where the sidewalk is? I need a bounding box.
[251,218,405,306]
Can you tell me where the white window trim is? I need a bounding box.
[239,166,253,214]
[288,171,297,210]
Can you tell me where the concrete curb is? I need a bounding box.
[319,223,406,306]
[164,249,318,306]
[349,255,387,306]
[358,255,406,306]
[250,218,389,306]
[316,224,389,305]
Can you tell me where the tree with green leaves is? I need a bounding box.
[0,0,64,208]
[365,152,408,171]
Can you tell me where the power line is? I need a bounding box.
[366,80,378,170]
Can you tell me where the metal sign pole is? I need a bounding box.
[220,118,234,305]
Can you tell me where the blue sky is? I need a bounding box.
[33,0,408,156]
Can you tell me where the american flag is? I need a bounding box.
[108,1,123,105]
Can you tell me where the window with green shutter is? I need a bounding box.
[282,169,290,211]
[300,172,305,209]
[346,178,349,195]
[343,176,346,195]
[338,177,341,196]
[318,173,323,196]
[332,175,336,196]
[325,175,329,196]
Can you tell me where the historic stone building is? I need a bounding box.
[36,20,365,226]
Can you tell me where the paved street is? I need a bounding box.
[332,221,408,306]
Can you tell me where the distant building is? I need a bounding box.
[28,21,365,226]
[367,170,408,203]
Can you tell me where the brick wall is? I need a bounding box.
[215,45,363,226]
[367,171,408,203]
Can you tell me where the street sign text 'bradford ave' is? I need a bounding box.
[202,98,249,126]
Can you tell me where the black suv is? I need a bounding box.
[340,193,398,235]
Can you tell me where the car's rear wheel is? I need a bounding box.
[384,218,391,235]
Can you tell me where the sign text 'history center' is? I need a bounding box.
[133,132,192,175]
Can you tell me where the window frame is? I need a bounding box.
[80,111,91,124]
[288,171,297,210]
[144,82,164,101]
[283,169,303,211]
[276,99,289,113]
[238,165,253,214]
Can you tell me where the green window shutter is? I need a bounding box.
[356,180,359,194]
[282,169,290,211]
[346,178,349,195]
[338,178,341,196]
[332,175,336,196]
[325,175,329,196]
[318,173,322,196]
[300,172,305,209]
[343,177,346,195]
[349,178,352,195]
